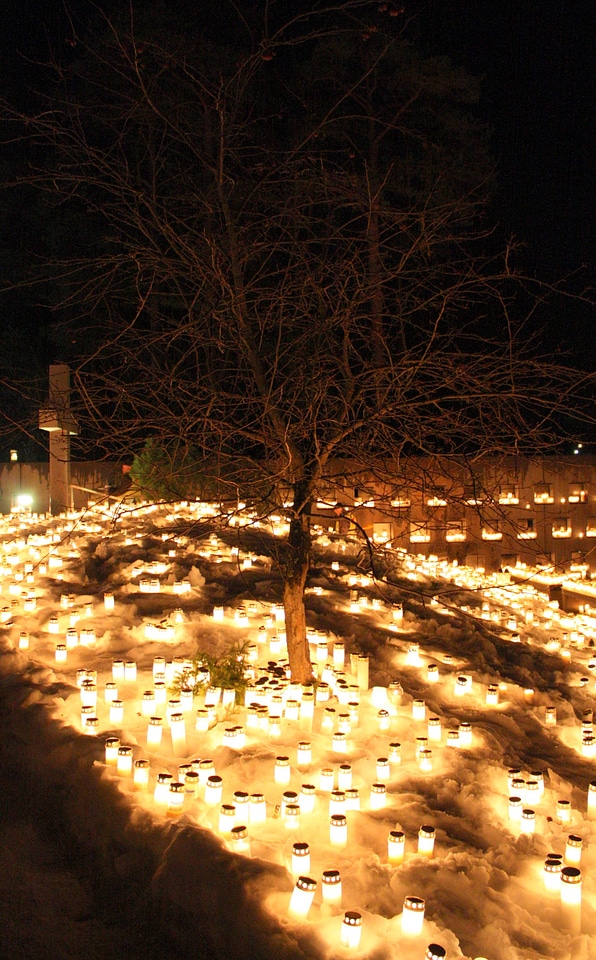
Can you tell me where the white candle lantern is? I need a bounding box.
[205,775,223,806]
[84,717,99,735]
[154,682,167,706]
[545,706,557,726]
[338,764,352,790]
[401,896,425,936]
[340,911,362,949]
[520,808,535,834]
[124,661,137,682]
[565,835,583,865]
[320,768,334,792]
[412,700,426,722]
[170,713,187,756]
[377,709,391,731]
[284,803,300,830]
[560,867,582,932]
[213,605,224,621]
[330,813,348,847]
[376,758,390,782]
[196,709,210,732]
[388,830,405,864]
[275,756,291,785]
[18,632,29,650]
[299,784,316,814]
[117,746,133,775]
[104,682,118,704]
[486,684,499,705]
[249,793,267,823]
[329,790,346,816]
[418,749,433,772]
[333,642,345,667]
[417,825,435,857]
[154,772,173,805]
[133,759,150,790]
[80,681,97,709]
[369,783,386,810]
[587,781,596,819]
[65,627,78,649]
[332,732,348,754]
[103,592,114,610]
[322,868,342,905]
[543,854,562,893]
[219,803,236,834]
[167,782,185,816]
[427,664,439,683]
[110,700,124,724]
[230,825,250,854]
[104,737,120,765]
[55,644,67,663]
[426,946,446,960]
[141,691,156,716]
[291,842,310,877]
[458,722,472,747]
[147,717,163,749]
[112,659,125,682]
[297,742,312,768]
[184,771,199,798]
[427,717,441,742]
[288,876,317,919]
[557,800,571,824]
[508,796,522,821]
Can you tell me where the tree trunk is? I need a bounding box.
[283,508,313,683]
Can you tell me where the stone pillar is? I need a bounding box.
[39,364,78,514]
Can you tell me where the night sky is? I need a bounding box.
[1,0,594,357]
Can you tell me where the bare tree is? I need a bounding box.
[1,0,593,680]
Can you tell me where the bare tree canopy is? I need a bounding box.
[1,0,594,679]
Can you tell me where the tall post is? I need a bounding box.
[39,364,78,514]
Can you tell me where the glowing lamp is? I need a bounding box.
[388,830,405,865]
[170,712,187,756]
[117,746,133,775]
[543,855,562,893]
[296,742,312,768]
[196,709,210,732]
[275,756,291,785]
[124,661,137,682]
[557,800,571,824]
[219,804,236,834]
[299,784,316,814]
[288,876,317,919]
[322,868,342,905]
[320,768,334,792]
[147,717,163,749]
[587,781,596,819]
[426,946,446,960]
[332,732,348,753]
[112,659,125,682]
[417,825,436,857]
[198,759,214,784]
[249,793,267,823]
[486,684,499,705]
[427,664,439,683]
[103,592,114,610]
[376,758,390,782]
[560,867,582,932]
[104,737,120,765]
[401,896,425,936]
[133,759,150,790]
[330,813,348,847]
[55,644,67,663]
[458,722,472,748]
[205,775,223,806]
[141,691,156,716]
[340,912,362,949]
[337,764,352,790]
[418,749,433,772]
[110,700,124,725]
[412,700,426,722]
[284,803,300,830]
[370,783,386,810]
[520,808,535,834]
[230,825,250,854]
[291,842,310,877]
[167,782,185,816]
[18,632,29,650]
[508,796,522,821]
[427,717,441,742]
[329,790,346,816]
[154,772,173,805]
[565,835,583,865]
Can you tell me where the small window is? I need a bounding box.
[586,518,596,538]
[517,518,537,539]
[391,488,411,508]
[373,522,392,543]
[482,523,503,541]
[410,521,431,543]
[498,484,519,505]
[426,486,447,507]
[552,518,572,539]
[445,521,466,542]
[534,483,554,504]
[568,483,588,503]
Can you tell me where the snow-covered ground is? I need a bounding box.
[1,498,596,960]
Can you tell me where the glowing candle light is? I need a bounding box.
[543,855,562,893]
[299,691,315,731]
[291,842,310,877]
[332,732,348,754]
[170,713,187,756]
[284,803,300,830]
[340,911,362,949]
[401,896,425,936]
[296,742,312,769]
[84,717,99,735]
[288,876,317,919]
[329,790,346,816]
[48,616,59,634]
[388,830,405,865]
[154,772,173,805]
[412,700,426,722]
[524,780,540,807]
[104,737,120,765]
[486,684,499,705]
[508,796,522,821]
[546,705,557,727]
[196,709,210,732]
[55,643,67,663]
[446,730,459,747]
[348,702,360,726]
[80,681,97,709]
[376,757,390,782]
[205,775,223,806]
[249,793,267,823]
[330,813,348,847]
[133,759,150,790]
[418,749,433,772]
[65,627,78,649]
[322,868,342,906]
[299,784,316,815]
[141,691,156,717]
[454,675,468,697]
[377,709,391,731]
[458,722,472,748]
[105,682,118,704]
[320,768,334,792]
[427,717,441,742]
[147,717,163,750]
[154,682,167,706]
[560,867,582,933]
[587,781,596,819]
[520,808,535,834]
[418,825,436,857]
[356,655,369,690]
[124,661,137,682]
[557,800,572,824]
[338,764,352,790]
[230,825,250,854]
[117,746,133,775]
[110,700,124,725]
[274,756,291,785]
[18,632,29,650]
[167,782,185,817]
[427,664,439,683]
[219,803,236,834]
[565,835,583,865]
[333,642,345,668]
[103,592,114,610]
[370,783,386,810]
